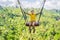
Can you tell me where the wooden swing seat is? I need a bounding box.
[25,22,39,26]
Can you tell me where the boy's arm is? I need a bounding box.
[36,12,42,15]
[23,11,27,14]
[24,11,30,15]
[36,12,40,15]
[22,9,29,15]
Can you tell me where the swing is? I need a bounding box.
[17,0,46,26]
[26,21,40,26]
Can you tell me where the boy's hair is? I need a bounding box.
[31,10,34,12]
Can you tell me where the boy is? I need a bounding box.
[26,10,39,33]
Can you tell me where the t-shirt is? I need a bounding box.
[29,13,36,22]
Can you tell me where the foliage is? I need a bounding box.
[0,7,60,40]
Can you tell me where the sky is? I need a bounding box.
[0,0,60,10]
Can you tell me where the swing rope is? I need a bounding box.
[38,0,46,22]
[17,0,27,22]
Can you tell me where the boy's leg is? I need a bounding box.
[29,22,32,33]
[32,22,35,33]
[29,27,32,33]
[32,26,35,33]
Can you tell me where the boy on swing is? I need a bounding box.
[26,10,39,33]
[17,0,46,34]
